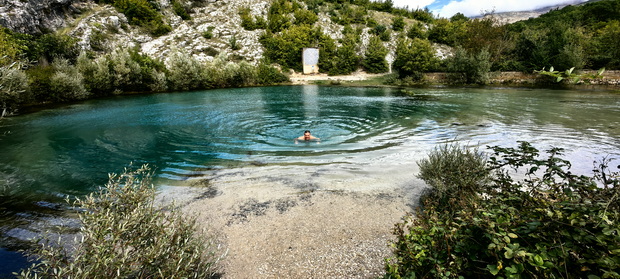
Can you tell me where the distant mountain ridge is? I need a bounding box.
[476,0,591,23]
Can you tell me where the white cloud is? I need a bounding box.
[392,0,436,10]
[434,0,587,18]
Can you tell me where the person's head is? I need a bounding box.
[304,130,311,140]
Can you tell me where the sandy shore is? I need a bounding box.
[289,71,386,85]
[163,161,427,278]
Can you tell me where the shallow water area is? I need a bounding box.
[1,85,620,276]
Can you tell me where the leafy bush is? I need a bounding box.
[0,27,28,66]
[256,62,289,85]
[406,21,427,39]
[392,38,437,79]
[386,142,620,278]
[326,35,359,75]
[25,65,55,102]
[260,25,332,71]
[239,7,266,30]
[267,0,297,33]
[0,62,29,115]
[362,35,388,73]
[49,59,89,101]
[416,142,490,209]
[32,33,80,64]
[166,49,205,91]
[446,46,492,85]
[17,165,222,279]
[294,9,318,26]
[77,53,113,95]
[427,18,465,46]
[172,0,191,20]
[392,16,405,31]
[99,0,171,36]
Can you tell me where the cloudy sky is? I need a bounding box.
[391,0,588,18]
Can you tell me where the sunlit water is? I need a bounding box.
[1,85,619,276]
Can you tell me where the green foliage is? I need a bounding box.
[256,62,290,85]
[229,34,241,50]
[591,20,620,69]
[239,7,266,30]
[25,65,55,102]
[446,47,492,85]
[409,8,434,23]
[326,35,359,75]
[0,27,28,66]
[0,62,29,114]
[461,17,510,71]
[362,35,388,73]
[391,16,405,32]
[202,26,215,39]
[166,49,205,91]
[417,143,490,209]
[535,66,605,84]
[260,25,332,72]
[32,33,80,64]
[449,12,469,23]
[330,3,368,25]
[392,37,437,79]
[267,0,297,33]
[78,48,164,95]
[101,0,171,36]
[386,141,620,278]
[49,59,89,101]
[294,9,318,26]
[172,0,191,20]
[406,21,427,39]
[17,165,222,279]
[428,18,464,46]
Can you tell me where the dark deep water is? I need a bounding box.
[1,85,619,277]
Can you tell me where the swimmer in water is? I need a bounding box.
[295,130,320,144]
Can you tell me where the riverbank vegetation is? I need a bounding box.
[2,0,620,115]
[386,142,620,278]
[0,27,288,115]
[16,165,223,279]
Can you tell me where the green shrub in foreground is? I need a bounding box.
[17,165,222,279]
[386,141,620,279]
[416,142,489,210]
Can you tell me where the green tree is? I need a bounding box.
[428,18,465,46]
[392,16,405,31]
[392,38,437,79]
[362,35,388,73]
[0,27,28,66]
[591,20,620,68]
[447,47,492,85]
[294,9,318,26]
[327,35,359,75]
[449,12,469,23]
[406,21,427,39]
[267,0,295,32]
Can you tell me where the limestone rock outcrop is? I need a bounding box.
[0,0,89,34]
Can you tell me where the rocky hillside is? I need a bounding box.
[0,0,434,69]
